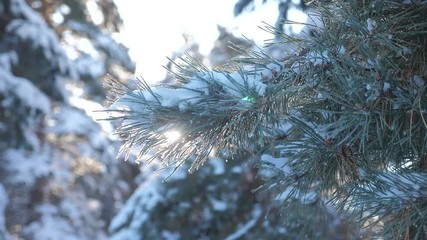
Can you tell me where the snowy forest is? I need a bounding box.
[1,0,426,239]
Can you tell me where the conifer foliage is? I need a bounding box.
[105,0,427,238]
[0,0,135,239]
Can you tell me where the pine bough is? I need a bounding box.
[103,1,427,238]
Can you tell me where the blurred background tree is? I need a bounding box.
[0,0,136,239]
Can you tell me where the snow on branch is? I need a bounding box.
[104,61,284,172]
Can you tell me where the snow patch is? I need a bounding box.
[109,175,165,235]
[23,204,79,240]
[4,149,51,186]
[209,70,267,98]
[0,69,50,114]
[51,106,108,149]
[68,91,115,135]
[261,154,291,174]
[411,75,424,88]
[111,63,275,112]
[0,51,18,71]
[375,172,425,200]
[161,231,181,240]
[383,82,391,91]
[209,158,225,175]
[10,0,46,24]
[337,45,346,54]
[7,18,61,60]
[75,55,105,79]
[209,197,227,211]
[366,18,377,34]
[224,205,262,240]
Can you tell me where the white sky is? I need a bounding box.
[113,0,280,83]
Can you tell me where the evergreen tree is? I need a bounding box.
[105,0,427,239]
[0,0,135,239]
[108,28,298,240]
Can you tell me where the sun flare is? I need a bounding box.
[164,130,181,142]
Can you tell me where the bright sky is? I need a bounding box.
[113,0,280,83]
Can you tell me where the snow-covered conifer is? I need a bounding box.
[105,0,427,238]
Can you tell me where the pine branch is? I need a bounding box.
[104,58,285,172]
[103,0,427,238]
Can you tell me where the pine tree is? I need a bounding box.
[0,0,135,239]
[105,0,427,239]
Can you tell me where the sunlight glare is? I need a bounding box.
[164,130,181,142]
